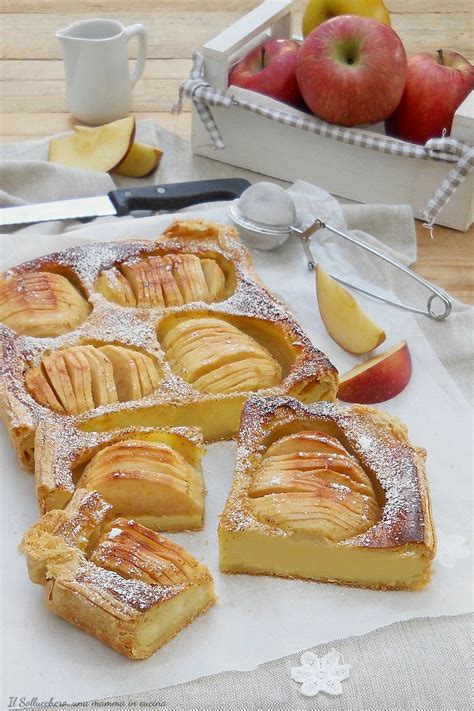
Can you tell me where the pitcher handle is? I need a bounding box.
[124,24,147,88]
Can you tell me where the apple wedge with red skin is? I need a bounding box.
[229,39,302,106]
[338,341,412,404]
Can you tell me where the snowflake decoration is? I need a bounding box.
[291,649,351,697]
[435,531,470,568]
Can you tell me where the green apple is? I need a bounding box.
[302,0,391,37]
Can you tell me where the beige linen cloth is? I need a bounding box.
[1,120,472,710]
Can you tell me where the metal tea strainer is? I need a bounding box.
[228,183,452,321]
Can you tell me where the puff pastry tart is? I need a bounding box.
[219,396,435,590]
[20,489,216,659]
[0,220,337,471]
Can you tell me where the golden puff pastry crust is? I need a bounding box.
[0,219,337,472]
[219,395,435,591]
[19,488,216,659]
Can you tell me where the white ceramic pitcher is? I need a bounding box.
[56,18,147,125]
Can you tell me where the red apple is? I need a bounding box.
[296,15,407,126]
[229,39,302,106]
[385,50,474,144]
[337,341,412,403]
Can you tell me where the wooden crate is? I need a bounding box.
[191,0,473,231]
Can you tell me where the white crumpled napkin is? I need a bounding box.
[1,181,472,704]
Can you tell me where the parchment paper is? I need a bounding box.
[1,194,471,704]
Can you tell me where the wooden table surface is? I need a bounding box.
[1,0,472,303]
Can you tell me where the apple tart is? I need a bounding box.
[0,220,337,471]
[20,488,216,659]
[219,396,435,590]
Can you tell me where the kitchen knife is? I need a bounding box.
[0,178,251,227]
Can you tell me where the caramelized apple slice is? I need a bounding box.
[41,351,80,415]
[48,117,135,172]
[76,345,118,407]
[79,439,204,530]
[0,272,91,337]
[250,491,379,542]
[121,260,165,308]
[178,254,210,303]
[201,259,226,301]
[95,268,136,307]
[264,431,348,459]
[24,366,65,413]
[126,350,161,397]
[62,349,95,413]
[148,256,184,307]
[99,345,142,401]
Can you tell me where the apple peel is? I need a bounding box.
[338,341,412,403]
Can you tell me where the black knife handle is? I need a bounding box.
[108,178,251,216]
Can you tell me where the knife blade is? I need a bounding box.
[0,178,251,227]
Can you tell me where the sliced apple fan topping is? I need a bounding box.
[249,430,381,541]
[90,518,202,585]
[78,439,203,527]
[25,344,160,414]
[0,272,91,337]
[96,254,226,308]
[161,316,282,395]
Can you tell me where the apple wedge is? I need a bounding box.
[114,141,163,177]
[48,117,135,172]
[338,341,412,403]
[316,265,386,354]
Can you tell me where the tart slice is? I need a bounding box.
[20,489,216,659]
[219,396,435,591]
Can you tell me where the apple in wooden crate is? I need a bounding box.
[338,341,412,403]
[302,0,391,37]
[296,15,407,126]
[229,39,302,106]
[385,50,474,144]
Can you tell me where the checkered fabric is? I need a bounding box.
[174,51,474,227]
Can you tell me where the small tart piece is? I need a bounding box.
[20,489,216,659]
[219,396,436,591]
[0,272,90,337]
[161,316,282,394]
[78,439,204,531]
